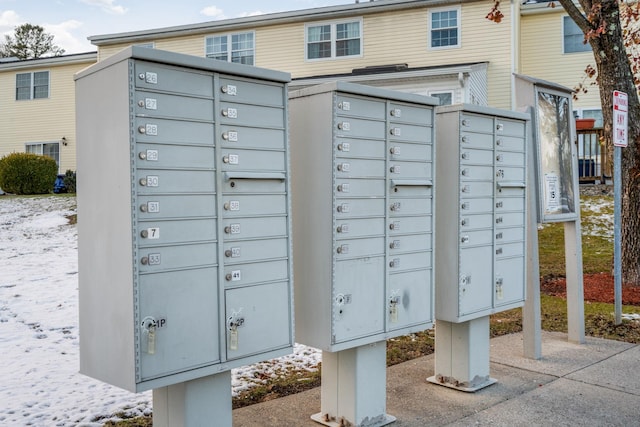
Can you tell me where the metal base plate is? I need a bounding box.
[311,412,397,427]
[427,375,497,392]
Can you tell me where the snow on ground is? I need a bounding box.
[0,196,320,426]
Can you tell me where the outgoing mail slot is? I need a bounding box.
[387,251,432,272]
[139,242,217,273]
[495,136,525,152]
[223,237,288,264]
[388,233,432,253]
[220,148,285,172]
[459,229,493,247]
[389,102,433,126]
[222,216,287,240]
[137,194,216,219]
[219,102,284,128]
[496,118,526,136]
[222,173,286,193]
[388,123,432,143]
[335,218,386,239]
[389,216,432,235]
[136,170,216,194]
[135,90,214,121]
[219,77,284,106]
[387,268,433,331]
[337,95,386,119]
[219,125,286,151]
[460,148,494,165]
[388,197,432,216]
[390,181,433,197]
[388,161,432,180]
[459,213,493,229]
[223,259,289,287]
[335,237,385,259]
[222,194,287,217]
[460,113,494,134]
[136,143,215,170]
[459,165,494,181]
[495,212,525,227]
[136,118,214,146]
[335,158,386,178]
[335,138,385,159]
[134,61,214,97]
[495,241,524,259]
[138,218,216,246]
[388,141,432,162]
[225,281,291,360]
[460,132,494,149]
[137,267,219,380]
[335,117,386,139]
[494,259,525,306]
[335,178,385,197]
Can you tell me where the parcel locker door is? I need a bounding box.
[387,269,433,331]
[137,268,219,381]
[224,282,291,360]
[332,257,385,344]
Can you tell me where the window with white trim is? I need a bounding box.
[429,91,454,106]
[563,16,590,53]
[429,8,460,49]
[26,142,60,168]
[306,19,362,60]
[16,71,50,100]
[205,32,254,65]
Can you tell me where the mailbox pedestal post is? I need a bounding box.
[428,317,496,391]
[153,372,232,427]
[313,342,395,427]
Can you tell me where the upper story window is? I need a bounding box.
[429,8,460,49]
[306,19,362,60]
[429,91,454,106]
[206,32,254,65]
[563,16,590,53]
[16,71,49,100]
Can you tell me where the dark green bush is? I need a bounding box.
[63,169,77,193]
[0,152,58,195]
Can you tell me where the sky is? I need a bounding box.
[0,0,354,55]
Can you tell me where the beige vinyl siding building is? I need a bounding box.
[520,3,602,120]
[91,0,517,110]
[0,52,97,173]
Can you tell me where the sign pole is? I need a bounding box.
[612,90,628,325]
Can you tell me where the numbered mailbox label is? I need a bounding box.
[147,201,160,213]
[145,72,158,84]
[229,223,241,234]
[146,124,158,136]
[146,149,159,161]
[228,200,240,211]
[231,247,241,258]
[146,227,160,239]
[224,131,239,142]
[231,270,241,281]
[148,253,161,265]
[145,98,157,110]
[146,175,159,187]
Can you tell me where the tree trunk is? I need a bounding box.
[560,0,640,284]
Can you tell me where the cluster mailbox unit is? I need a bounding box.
[431,104,529,391]
[290,82,438,426]
[76,47,293,425]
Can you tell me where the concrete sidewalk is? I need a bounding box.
[233,331,640,426]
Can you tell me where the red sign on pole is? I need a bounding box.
[613,90,628,147]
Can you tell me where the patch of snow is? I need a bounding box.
[0,196,320,426]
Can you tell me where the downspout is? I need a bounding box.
[511,0,520,110]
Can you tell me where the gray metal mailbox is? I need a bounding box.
[289,82,437,351]
[76,47,293,393]
[434,104,529,322]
